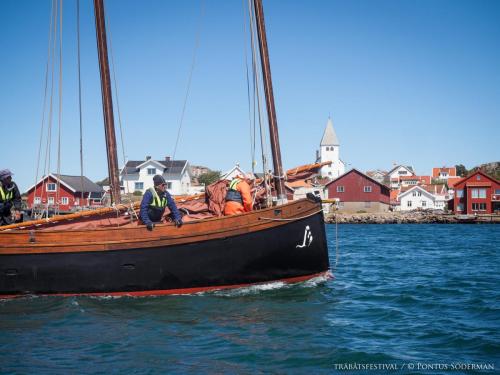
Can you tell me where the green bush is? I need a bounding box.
[133,190,143,196]
[199,171,221,186]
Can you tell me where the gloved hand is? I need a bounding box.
[13,210,21,221]
[174,219,183,228]
[146,223,155,231]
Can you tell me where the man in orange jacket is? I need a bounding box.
[224,173,255,215]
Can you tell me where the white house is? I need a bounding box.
[317,117,345,179]
[385,165,415,189]
[121,156,191,196]
[286,180,325,201]
[398,185,449,211]
[366,170,388,184]
[432,167,457,181]
[221,164,249,181]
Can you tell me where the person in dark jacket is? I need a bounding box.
[0,169,22,226]
[139,175,182,231]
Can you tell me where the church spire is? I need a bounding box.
[320,117,339,146]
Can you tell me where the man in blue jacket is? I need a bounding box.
[140,175,182,231]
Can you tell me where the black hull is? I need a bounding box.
[0,212,329,296]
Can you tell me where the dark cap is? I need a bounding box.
[153,175,166,186]
[0,169,13,180]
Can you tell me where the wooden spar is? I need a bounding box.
[94,0,121,204]
[252,0,286,202]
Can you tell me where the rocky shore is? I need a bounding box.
[324,211,500,224]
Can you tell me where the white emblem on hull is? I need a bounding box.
[296,225,313,248]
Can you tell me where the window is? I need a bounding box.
[34,197,41,204]
[46,183,56,191]
[495,189,500,195]
[75,198,80,206]
[422,201,426,207]
[472,203,486,211]
[61,197,69,205]
[476,175,481,181]
[147,168,156,175]
[135,182,144,190]
[471,189,485,198]
[407,201,412,207]
[166,182,172,189]
[457,203,464,211]
[363,186,372,193]
[48,197,54,204]
[412,192,417,197]
[336,186,345,193]
[456,189,464,198]
[418,191,422,197]
[479,189,486,199]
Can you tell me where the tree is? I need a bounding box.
[95,177,109,187]
[455,164,467,177]
[198,171,221,186]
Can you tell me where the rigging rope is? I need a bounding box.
[334,210,339,272]
[105,5,131,202]
[169,0,205,170]
[77,0,85,205]
[34,0,56,207]
[241,0,256,174]
[42,0,59,219]
[247,0,272,204]
[56,0,63,215]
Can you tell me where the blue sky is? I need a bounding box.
[1,0,499,192]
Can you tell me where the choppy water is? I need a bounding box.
[1,224,499,374]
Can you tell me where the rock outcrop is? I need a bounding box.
[324,211,499,224]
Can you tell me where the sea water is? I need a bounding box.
[1,224,499,374]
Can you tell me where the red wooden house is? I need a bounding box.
[325,169,390,212]
[26,174,105,212]
[452,171,500,214]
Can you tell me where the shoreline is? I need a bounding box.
[324,212,500,224]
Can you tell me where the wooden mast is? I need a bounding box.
[94,0,121,204]
[253,0,287,202]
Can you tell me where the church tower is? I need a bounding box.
[318,117,345,178]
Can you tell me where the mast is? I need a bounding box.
[94,0,121,204]
[252,0,287,203]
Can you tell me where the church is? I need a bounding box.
[316,117,345,179]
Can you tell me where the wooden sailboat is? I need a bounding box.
[0,0,330,297]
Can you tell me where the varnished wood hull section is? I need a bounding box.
[0,198,330,296]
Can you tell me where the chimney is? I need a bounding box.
[165,156,171,162]
[146,156,151,161]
